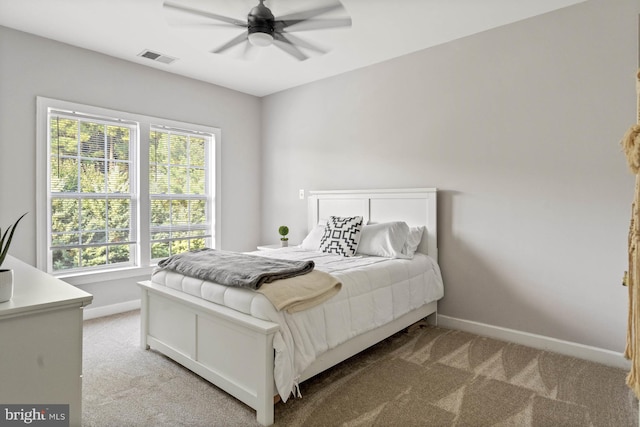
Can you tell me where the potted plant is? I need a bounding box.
[278,225,289,247]
[0,212,27,303]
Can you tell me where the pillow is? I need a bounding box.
[319,216,363,257]
[400,226,425,258]
[299,222,326,251]
[356,221,410,258]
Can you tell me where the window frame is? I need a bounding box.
[36,97,222,285]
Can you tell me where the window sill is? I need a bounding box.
[56,265,156,286]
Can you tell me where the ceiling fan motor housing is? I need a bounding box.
[248,1,274,36]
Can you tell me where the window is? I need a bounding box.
[36,97,221,282]
[47,111,137,272]
[149,128,210,259]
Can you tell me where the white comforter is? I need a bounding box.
[151,247,444,400]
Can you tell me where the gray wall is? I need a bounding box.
[1,0,637,353]
[261,0,639,352]
[0,26,262,307]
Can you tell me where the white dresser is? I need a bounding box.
[0,255,93,427]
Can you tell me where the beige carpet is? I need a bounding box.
[83,311,638,426]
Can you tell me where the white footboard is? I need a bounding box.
[138,280,439,426]
[138,280,280,426]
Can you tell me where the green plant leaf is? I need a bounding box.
[0,212,27,267]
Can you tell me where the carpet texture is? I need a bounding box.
[83,311,638,426]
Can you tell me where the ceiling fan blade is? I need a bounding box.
[275,3,343,23]
[277,17,352,32]
[273,33,308,61]
[164,1,247,27]
[277,32,326,54]
[169,22,240,29]
[212,31,249,54]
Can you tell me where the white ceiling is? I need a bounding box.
[0,0,585,97]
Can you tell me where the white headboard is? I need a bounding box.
[308,188,438,261]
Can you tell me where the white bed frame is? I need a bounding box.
[138,188,438,426]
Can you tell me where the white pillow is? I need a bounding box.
[319,216,364,257]
[299,222,326,251]
[401,226,425,258]
[357,221,410,258]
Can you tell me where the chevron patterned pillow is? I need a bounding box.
[319,216,364,257]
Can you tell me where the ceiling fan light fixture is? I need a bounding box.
[248,31,273,47]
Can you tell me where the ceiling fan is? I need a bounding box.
[163,0,352,61]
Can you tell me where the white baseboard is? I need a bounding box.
[83,300,141,320]
[436,315,630,370]
[81,304,629,368]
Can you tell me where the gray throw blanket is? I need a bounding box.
[154,248,314,290]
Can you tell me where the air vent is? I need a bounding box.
[138,50,177,65]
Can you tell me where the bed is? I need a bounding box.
[138,188,443,425]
